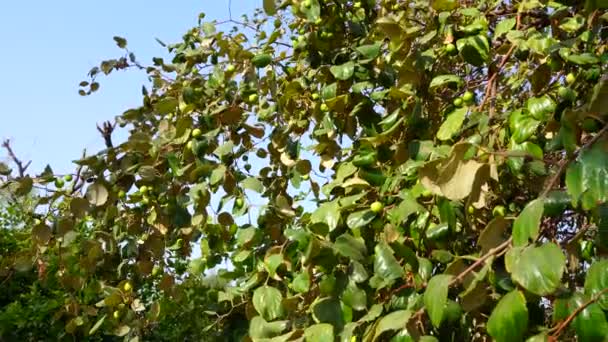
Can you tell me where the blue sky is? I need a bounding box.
[0,1,260,175]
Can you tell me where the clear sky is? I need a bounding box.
[0,0,260,175]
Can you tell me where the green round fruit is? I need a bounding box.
[462,91,474,103]
[315,18,322,25]
[186,140,193,150]
[139,185,148,194]
[113,310,121,320]
[565,72,576,85]
[235,198,244,208]
[467,206,475,214]
[248,93,259,103]
[320,103,329,112]
[63,174,73,182]
[453,97,463,107]
[298,35,305,43]
[54,179,65,188]
[152,266,161,276]
[303,0,312,8]
[353,1,362,8]
[492,205,506,217]
[445,43,457,55]
[558,86,575,101]
[301,174,309,180]
[312,93,320,100]
[118,190,126,199]
[226,64,236,72]
[191,128,202,138]
[141,197,150,205]
[370,201,384,213]
[326,32,334,38]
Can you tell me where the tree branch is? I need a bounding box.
[1,140,31,177]
[96,121,116,148]
[549,288,608,341]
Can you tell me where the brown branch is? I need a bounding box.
[1,140,31,177]
[549,288,608,341]
[480,13,520,118]
[96,121,116,148]
[449,238,511,287]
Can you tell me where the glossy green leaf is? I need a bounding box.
[424,274,453,328]
[330,61,355,80]
[512,198,544,246]
[507,243,565,296]
[252,286,285,321]
[347,209,376,229]
[487,290,528,342]
[304,323,334,341]
[437,107,467,141]
[566,142,608,210]
[570,293,608,342]
[374,310,412,340]
[584,260,608,310]
[374,242,404,283]
[429,75,462,89]
[334,233,367,262]
[456,35,490,66]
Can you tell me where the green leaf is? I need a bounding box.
[85,183,108,206]
[526,96,556,121]
[512,198,544,246]
[374,242,404,283]
[88,314,106,335]
[494,18,516,38]
[334,233,367,262]
[566,142,608,210]
[429,75,463,90]
[330,61,355,80]
[486,290,528,342]
[342,281,367,311]
[252,286,285,321]
[387,194,422,225]
[588,77,608,118]
[263,0,276,15]
[431,0,458,11]
[304,323,334,341]
[113,36,127,48]
[356,43,381,60]
[249,316,289,339]
[311,200,341,231]
[456,35,490,66]
[506,243,565,296]
[300,0,320,22]
[347,209,376,229]
[570,293,608,342]
[292,272,310,293]
[312,297,344,329]
[584,260,608,310]
[242,177,264,193]
[424,274,453,328]
[155,97,178,114]
[437,107,467,141]
[567,53,600,65]
[374,310,412,340]
[559,15,585,32]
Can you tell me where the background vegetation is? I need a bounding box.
[2,0,608,341]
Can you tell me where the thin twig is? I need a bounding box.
[1,140,31,177]
[449,238,511,287]
[548,288,608,341]
[96,121,116,148]
[540,123,608,198]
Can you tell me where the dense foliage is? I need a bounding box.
[2,0,608,340]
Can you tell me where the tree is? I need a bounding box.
[2,0,608,340]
